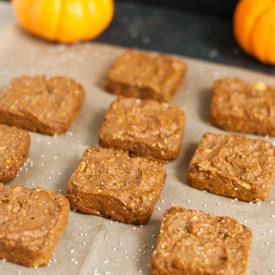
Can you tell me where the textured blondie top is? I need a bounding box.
[105,50,187,101]
[210,77,275,136]
[151,207,252,275]
[0,76,85,135]
[67,146,166,225]
[0,185,69,267]
[99,97,185,161]
[188,133,275,202]
[0,124,30,182]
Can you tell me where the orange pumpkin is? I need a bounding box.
[12,0,114,43]
[234,0,275,64]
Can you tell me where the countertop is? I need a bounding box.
[2,0,275,75]
[97,1,275,75]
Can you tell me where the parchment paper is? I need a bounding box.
[0,3,274,275]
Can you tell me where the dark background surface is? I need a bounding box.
[127,0,239,16]
[2,0,275,74]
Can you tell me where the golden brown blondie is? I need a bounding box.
[99,97,185,161]
[188,132,275,202]
[210,77,275,136]
[0,185,69,267]
[0,76,85,135]
[105,50,187,101]
[66,146,166,225]
[0,124,30,182]
[152,207,252,275]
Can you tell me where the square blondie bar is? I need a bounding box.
[188,133,275,202]
[0,185,69,267]
[66,146,166,225]
[0,76,85,135]
[210,77,275,136]
[151,207,252,275]
[0,124,30,182]
[99,97,185,161]
[105,50,187,101]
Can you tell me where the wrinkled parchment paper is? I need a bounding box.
[0,3,274,274]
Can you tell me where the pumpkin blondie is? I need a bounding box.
[0,76,85,135]
[105,50,187,101]
[188,132,275,202]
[99,97,185,161]
[66,146,166,225]
[152,207,252,275]
[0,185,69,267]
[210,77,275,136]
[0,124,30,182]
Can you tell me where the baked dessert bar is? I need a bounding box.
[99,97,185,161]
[188,132,275,202]
[0,76,85,135]
[151,207,252,275]
[105,50,187,101]
[66,146,166,225]
[0,124,30,182]
[0,185,69,267]
[210,77,275,136]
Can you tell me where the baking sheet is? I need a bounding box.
[0,3,275,275]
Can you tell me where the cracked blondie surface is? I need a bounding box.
[0,76,85,135]
[152,207,252,275]
[67,146,166,225]
[210,77,275,136]
[105,50,187,101]
[99,97,185,161]
[188,133,275,201]
[0,124,30,182]
[0,185,69,267]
